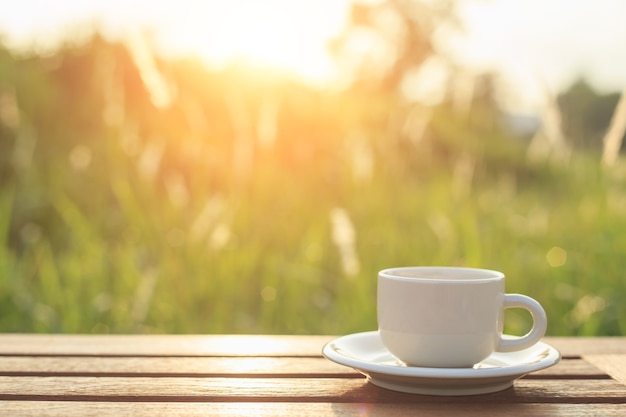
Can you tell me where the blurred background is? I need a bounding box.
[1,0,625,336]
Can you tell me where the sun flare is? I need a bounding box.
[160,0,349,84]
[0,0,350,86]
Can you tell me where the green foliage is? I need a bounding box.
[1,34,625,337]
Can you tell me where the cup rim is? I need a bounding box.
[379,266,504,283]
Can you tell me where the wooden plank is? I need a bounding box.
[0,357,602,379]
[0,357,356,377]
[528,359,608,379]
[1,377,625,403]
[1,335,625,357]
[1,402,626,417]
[544,337,626,357]
[0,335,335,357]
[584,355,626,385]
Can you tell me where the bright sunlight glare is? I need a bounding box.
[160,1,350,84]
[0,0,351,86]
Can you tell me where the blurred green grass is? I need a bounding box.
[1,36,625,336]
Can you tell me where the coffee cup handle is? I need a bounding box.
[497,294,548,352]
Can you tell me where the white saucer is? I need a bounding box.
[322,331,560,396]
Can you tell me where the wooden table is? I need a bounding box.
[0,334,625,416]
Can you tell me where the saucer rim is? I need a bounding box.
[322,331,561,380]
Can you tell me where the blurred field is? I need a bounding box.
[1,32,625,337]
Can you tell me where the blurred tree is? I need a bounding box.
[557,77,624,151]
[330,0,459,95]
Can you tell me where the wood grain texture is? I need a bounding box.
[545,337,626,357]
[1,335,625,357]
[1,376,625,403]
[0,334,335,357]
[0,335,625,416]
[0,357,603,379]
[0,357,355,377]
[584,355,626,385]
[2,402,626,417]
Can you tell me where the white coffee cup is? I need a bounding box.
[378,266,547,368]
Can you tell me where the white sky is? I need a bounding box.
[1,0,625,113]
[446,0,626,112]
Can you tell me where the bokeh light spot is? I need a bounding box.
[546,246,567,267]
